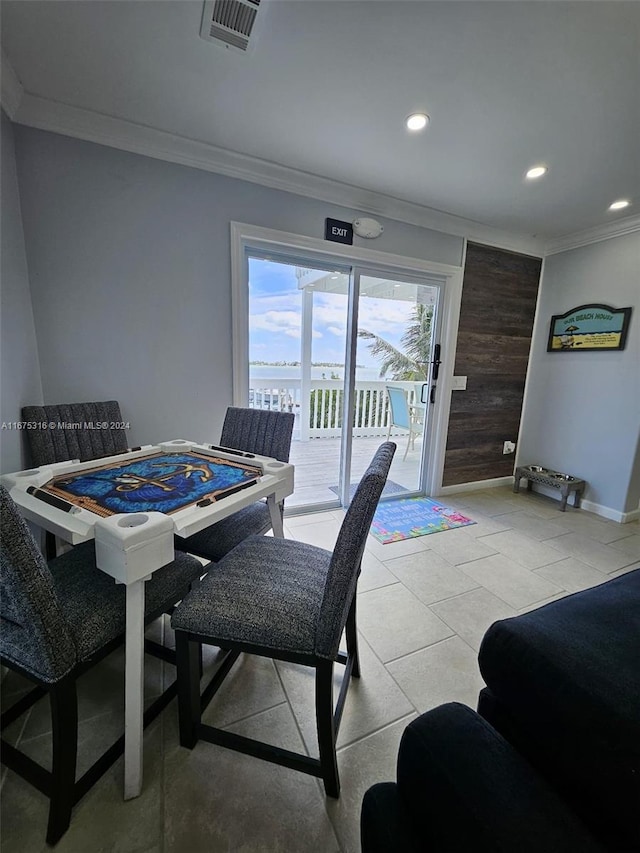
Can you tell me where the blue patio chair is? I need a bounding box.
[386,385,423,461]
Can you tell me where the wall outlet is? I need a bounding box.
[451,375,467,390]
[503,440,516,454]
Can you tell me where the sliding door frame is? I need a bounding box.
[230,222,464,496]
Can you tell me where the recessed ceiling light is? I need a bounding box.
[406,113,429,131]
[608,199,631,211]
[525,165,548,180]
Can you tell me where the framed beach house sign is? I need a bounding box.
[547,304,633,352]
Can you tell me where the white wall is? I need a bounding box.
[13,126,463,450]
[519,231,640,516]
[0,112,43,472]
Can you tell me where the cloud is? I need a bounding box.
[250,310,301,336]
[251,294,302,311]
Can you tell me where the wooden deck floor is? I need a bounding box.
[287,433,423,510]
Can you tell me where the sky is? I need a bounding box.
[248,258,416,369]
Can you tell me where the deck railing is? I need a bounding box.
[249,377,424,440]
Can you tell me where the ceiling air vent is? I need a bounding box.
[200,0,262,53]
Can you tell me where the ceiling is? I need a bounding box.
[2,1,639,242]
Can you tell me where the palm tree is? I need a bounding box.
[358,303,433,380]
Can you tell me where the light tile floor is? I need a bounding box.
[1,486,638,853]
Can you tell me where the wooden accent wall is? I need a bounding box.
[442,242,542,487]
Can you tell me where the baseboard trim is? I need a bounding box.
[580,498,635,524]
[437,479,637,524]
[523,483,634,523]
[618,506,640,524]
[437,476,514,496]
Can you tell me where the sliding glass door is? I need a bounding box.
[247,253,350,509]
[340,270,441,505]
[246,249,443,512]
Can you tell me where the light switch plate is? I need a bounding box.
[452,375,467,390]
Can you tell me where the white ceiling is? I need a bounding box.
[2,0,639,242]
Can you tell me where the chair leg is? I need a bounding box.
[46,678,78,846]
[175,632,202,749]
[403,430,412,461]
[316,659,340,798]
[45,531,58,561]
[345,596,360,679]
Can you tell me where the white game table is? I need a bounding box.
[1,439,294,799]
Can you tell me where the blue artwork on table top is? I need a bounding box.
[49,452,261,515]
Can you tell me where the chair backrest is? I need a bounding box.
[0,486,76,683]
[386,387,411,430]
[220,407,295,462]
[21,401,129,466]
[315,442,396,659]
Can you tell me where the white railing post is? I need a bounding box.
[299,288,313,442]
[248,378,420,440]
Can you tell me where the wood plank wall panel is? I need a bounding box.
[442,242,542,487]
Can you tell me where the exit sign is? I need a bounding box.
[325,218,353,245]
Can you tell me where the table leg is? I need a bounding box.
[559,488,568,512]
[513,475,521,495]
[124,579,146,800]
[574,488,583,509]
[267,495,285,538]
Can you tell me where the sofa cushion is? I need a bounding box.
[478,569,640,850]
[361,782,422,853]
[396,703,605,853]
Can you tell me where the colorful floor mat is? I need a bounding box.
[371,496,476,543]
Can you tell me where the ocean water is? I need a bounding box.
[250,365,381,382]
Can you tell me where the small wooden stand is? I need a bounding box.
[513,466,586,512]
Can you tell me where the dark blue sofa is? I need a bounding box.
[361,568,640,852]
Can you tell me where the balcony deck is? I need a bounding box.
[250,377,426,510]
[287,432,422,510]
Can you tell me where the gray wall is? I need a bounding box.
[0,112,43,472]
[518,231,640,514]
[13,126,462,450]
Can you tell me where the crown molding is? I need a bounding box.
[544,214,640,255]
[12,92,634,258]
[12,92,547,257]
[1,52,24,119]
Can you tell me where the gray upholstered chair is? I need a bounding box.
[0,485,204,846]
[21,400,130,558]
[176,407,295,562]
[21,400,130,466]
[170,442,396,797]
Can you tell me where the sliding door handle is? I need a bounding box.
[432,343,442,380]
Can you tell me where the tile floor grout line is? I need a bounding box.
[336,705,423,752]
[219,698,290,733]
[336,711,417,754]
[271,659,313,759]
[402,584,483,609]
[379,640,462,718]
[375,628,457,666]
